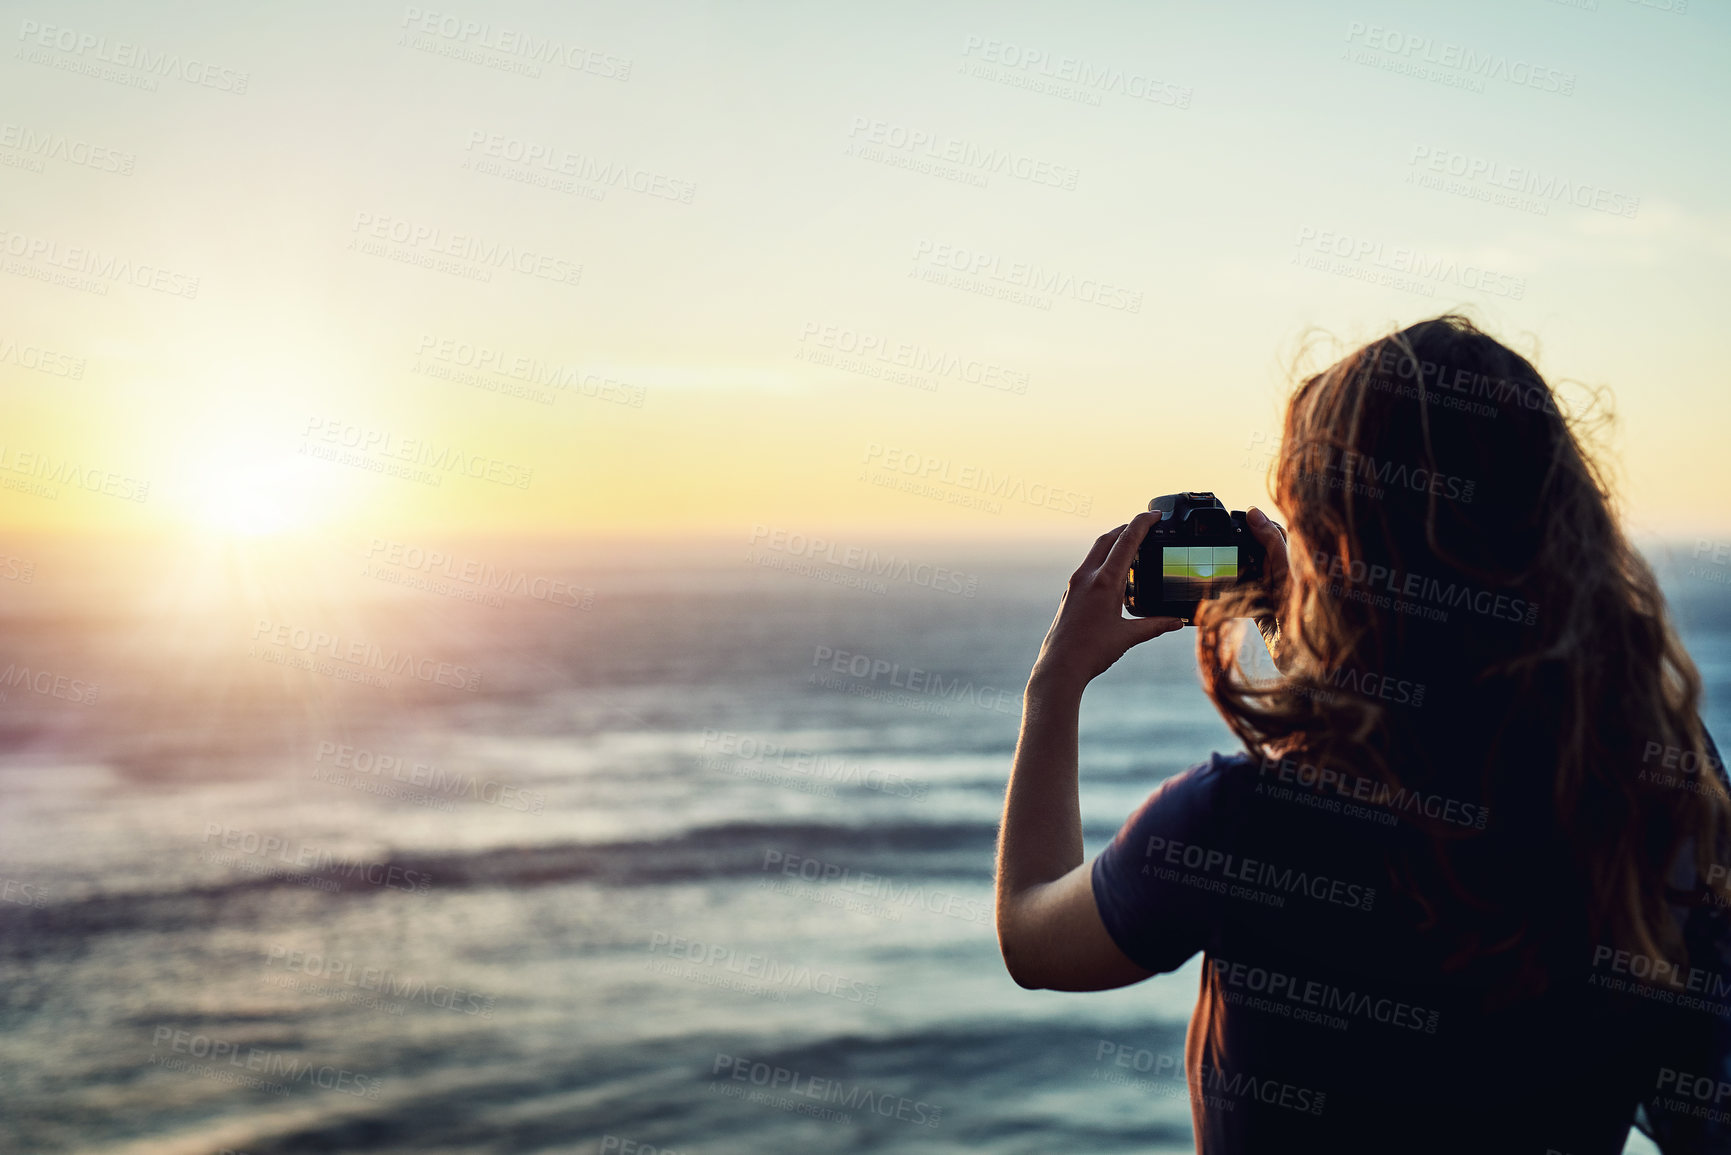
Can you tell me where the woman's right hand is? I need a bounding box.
[1248,507,1294,674]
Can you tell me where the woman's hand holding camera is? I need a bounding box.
[1029,505,1294,702]
[1028,512,1184,700]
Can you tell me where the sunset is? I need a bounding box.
[4,2,1729,1153]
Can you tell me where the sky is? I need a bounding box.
[2,0,1727,544]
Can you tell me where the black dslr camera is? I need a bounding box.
[1123,492,1266,623]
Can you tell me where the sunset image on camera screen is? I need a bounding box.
[1162,545,1239,601]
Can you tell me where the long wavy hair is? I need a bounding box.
[1197,314,1730,997]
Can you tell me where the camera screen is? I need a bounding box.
[1161,545,1239,602]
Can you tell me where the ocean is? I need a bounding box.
[0,532,1725,1154]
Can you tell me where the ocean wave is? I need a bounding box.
[57,1019,1191,1155]
[0,819,1033,952]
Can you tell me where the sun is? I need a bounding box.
[188,459,326,537]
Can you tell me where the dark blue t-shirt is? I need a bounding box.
[1092,747,1731,1154]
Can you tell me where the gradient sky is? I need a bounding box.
[2,0,1727,542]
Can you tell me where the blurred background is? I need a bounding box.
[0,1,1726,1151]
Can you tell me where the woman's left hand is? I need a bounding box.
[1029,511,1185,697]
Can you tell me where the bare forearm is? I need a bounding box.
[996,674,1086,904]
[991,517,1180,990]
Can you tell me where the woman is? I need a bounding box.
[995,315,1731,1152]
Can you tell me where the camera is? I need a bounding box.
[1123,492,1266,623]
